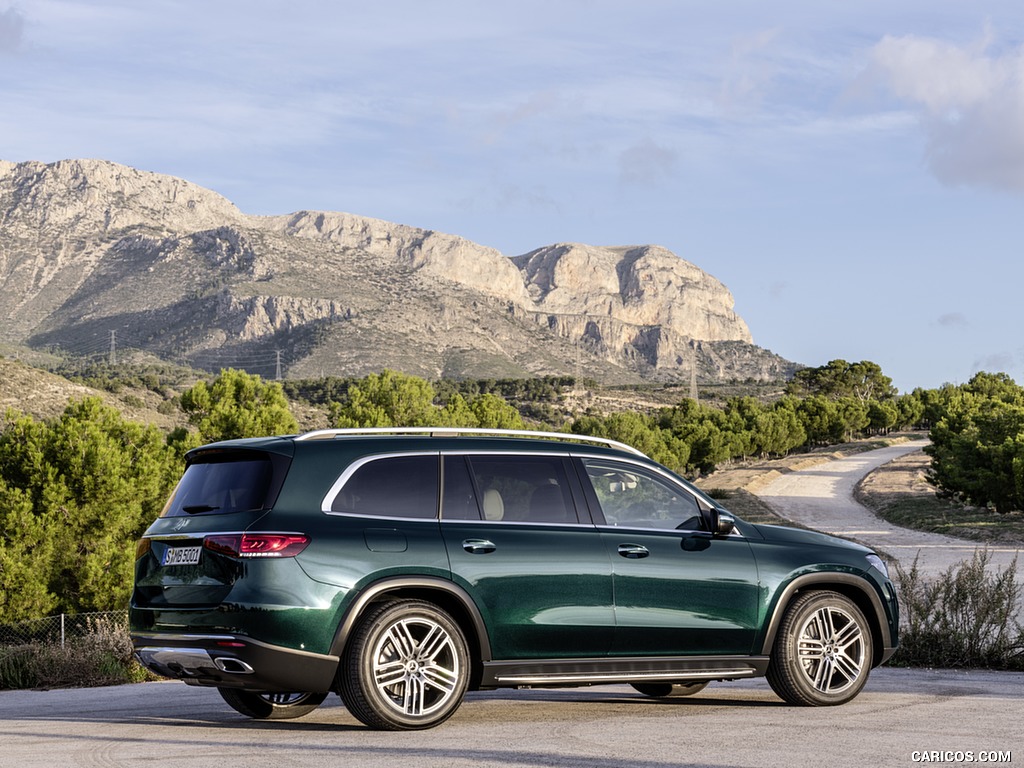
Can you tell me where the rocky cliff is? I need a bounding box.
[0,159,795,383]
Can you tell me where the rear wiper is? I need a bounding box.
[182,504,220,514]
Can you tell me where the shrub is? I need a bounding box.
[0,614,152,689]
[892,549,1024,669]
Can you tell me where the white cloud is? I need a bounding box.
[936,312,968,328]
[618,138,677,186]
[866,31,1024,193]
[0,6,24,53]
[972,351,1018,376]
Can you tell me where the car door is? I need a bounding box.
[577,457,760,656]
[440,453,614,661]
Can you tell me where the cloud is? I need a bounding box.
[935,312,968,328]
[618,138,677,186]
[972,352,1017,376]
[0,6,24,53]
[865,31,1024,193]
[717,27,782,115]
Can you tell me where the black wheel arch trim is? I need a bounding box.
[328,576,492,662]
[759,573,896,665]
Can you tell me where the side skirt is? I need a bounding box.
[479,655,769,688]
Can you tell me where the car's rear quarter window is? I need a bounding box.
[329,455,439,519]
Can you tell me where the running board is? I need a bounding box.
[480,656,769,688]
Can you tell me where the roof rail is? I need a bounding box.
[294,427,647,457]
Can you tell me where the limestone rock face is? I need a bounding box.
[0,158,794,382]
[515,243,751,343]
[262,211,531,304]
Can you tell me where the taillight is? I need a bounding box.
[204,533,310,558]
[136,538,152,560]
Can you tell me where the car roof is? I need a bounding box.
[187,428,649,462]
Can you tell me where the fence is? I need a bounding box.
[0,610,129,648]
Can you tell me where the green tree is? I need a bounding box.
[0,399,181,617]
[179,368,298,442]
[0,480,59,620]
[330,370,439,427]
[468,393,525,429]
[789,359,896,401]
[926,377,1024,513]
[867,400,899,434]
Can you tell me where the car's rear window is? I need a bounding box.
[160,453,282,518]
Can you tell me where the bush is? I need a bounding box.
[892,549,1024,669]
[0,613,153,689]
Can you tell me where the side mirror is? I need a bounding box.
[709,508,736,536]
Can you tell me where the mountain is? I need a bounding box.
[0,159,796,384]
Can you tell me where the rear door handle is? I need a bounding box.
[617,543,649,559]
[463,539,496,554]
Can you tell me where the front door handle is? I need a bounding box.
[463,539,496,554]
[617,543,649,559]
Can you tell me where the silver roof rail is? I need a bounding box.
[294,427,647,457]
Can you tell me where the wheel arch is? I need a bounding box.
[760,573,894,667]
[329,577,492,689]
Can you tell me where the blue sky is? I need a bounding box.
[2,1,1023,392]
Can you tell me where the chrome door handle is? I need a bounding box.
[463,539,496,554]
[617,543,649,559]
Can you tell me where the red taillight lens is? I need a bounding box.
[136,538,152,560]
[204,534,310,558]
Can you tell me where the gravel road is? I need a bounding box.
[752,440,1024,596]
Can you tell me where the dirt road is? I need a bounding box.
[752,440,1024,593]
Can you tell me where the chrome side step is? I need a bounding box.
[481,656,769,688]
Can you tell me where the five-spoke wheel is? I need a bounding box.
[767,590,872,706]
[340,599,470,730]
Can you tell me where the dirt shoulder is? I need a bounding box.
[697,433,1024,547]
[694,435,917,526]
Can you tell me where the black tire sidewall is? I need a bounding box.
[341,599,470,730]
[767,590,873,706]
[218,688,327,720]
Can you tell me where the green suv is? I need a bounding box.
[130,428,898,730]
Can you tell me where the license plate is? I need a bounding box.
[162,546,202,566]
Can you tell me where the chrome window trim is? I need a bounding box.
[318,447,714,529]
[320,451,439,516]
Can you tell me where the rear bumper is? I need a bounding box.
[132,632,339,693]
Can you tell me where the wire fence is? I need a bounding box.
[0,610,128,649]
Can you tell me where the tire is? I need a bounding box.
[218,688,327,720]
[766,590,873,706]
[339,599,470,730]
[631,682,709,698]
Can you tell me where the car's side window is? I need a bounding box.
[582,459,704,530]
[441,455,481,520]
[460,455,580,524]
[330,455,439,519]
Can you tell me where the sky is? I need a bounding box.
[2,0,1023,392]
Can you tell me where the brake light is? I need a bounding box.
[204,533,310,558]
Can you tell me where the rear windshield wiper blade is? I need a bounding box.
[182,504,220,514]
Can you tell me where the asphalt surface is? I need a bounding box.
[0,670,1020,768]
[753,440,1024,592]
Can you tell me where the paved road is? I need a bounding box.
[753,440,1024,589]
[0,670,1020,768]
